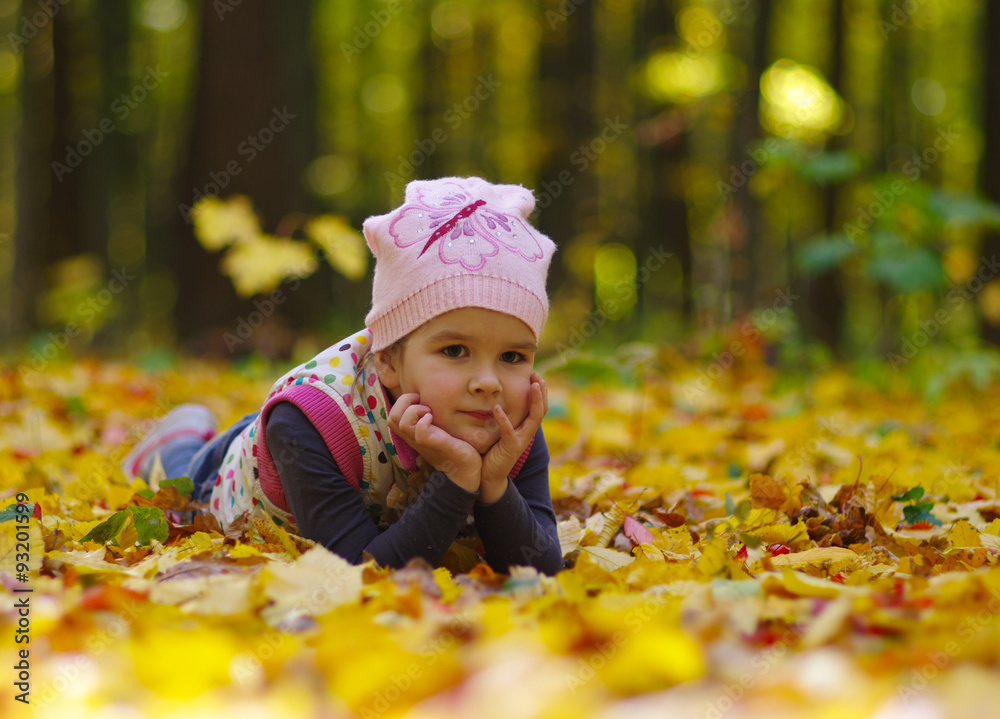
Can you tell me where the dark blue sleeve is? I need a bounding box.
[472,427,563,575]
[265,402,478,569]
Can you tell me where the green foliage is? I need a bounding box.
[80,506,169,547]
[0,503,35,523]
[927,191,1000,228]
[890,486,924,502]
[922,348,1000,403]
[161,477,195,496]
[892,485,941,527]
[866,232,947,294]
[795,150,864,185]
[795,234,859,274]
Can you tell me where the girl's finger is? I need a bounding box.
[388,393,421,425]
[493,405,515,440]
[414,411,435,443]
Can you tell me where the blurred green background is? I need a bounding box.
[2,0,1000,384]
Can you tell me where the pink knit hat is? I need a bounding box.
[363,176,556,351]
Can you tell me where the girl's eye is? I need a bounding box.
[442,345,466,358]
[500,351,524,363]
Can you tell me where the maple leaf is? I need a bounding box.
[220,234,318,297]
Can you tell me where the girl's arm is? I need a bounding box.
[472,426,563,576]
[266,402,478,568]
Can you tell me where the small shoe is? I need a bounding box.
[121,404,217,480]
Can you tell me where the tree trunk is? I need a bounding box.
[535,0,595,294]
[727,0,771,317]
[168,1,317,354]
[981,0,1000,345]
[802,0,847,353]
[635,0,692,328]
[11,0,56,340]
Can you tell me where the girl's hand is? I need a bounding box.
[479,373,548,504]
[387,393,482,493]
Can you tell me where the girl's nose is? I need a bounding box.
[469,366,501,395]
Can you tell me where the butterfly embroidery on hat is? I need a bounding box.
[388,180,545,271]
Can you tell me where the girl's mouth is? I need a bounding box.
[461,410,495,421]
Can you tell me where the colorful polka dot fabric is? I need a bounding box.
[208,329,416,531]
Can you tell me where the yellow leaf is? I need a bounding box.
[228,543,266,559]
[599,625,705,693]
[0,516,43,577]
[750,523,808,547]
[557,517,584,556]
[433,567,462,603]
[305,215,369,280]
[580,546,635,572]
[653,526,693,556]
[950,519,982,548]
[766,568,849,598]
[769,547,858,573]
[696,539,728,577]
[749,473,786,509]
[132,625,241,698]
[220,235,318,297]
[259,546,363,622]
[192,195,260,250]
[252,509,301,558]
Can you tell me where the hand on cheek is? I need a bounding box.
[387,393,482,493]
[479,373,548,503]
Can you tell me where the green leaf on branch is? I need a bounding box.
[796,150,863,184]
[796,235,859,274]
[928,191,1000,229]
[867,233,946,293]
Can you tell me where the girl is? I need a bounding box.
[122,177,563,575]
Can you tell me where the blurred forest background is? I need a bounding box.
[2,0,1000,386]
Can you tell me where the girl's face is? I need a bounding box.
[376,308,537,454]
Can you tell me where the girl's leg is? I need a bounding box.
[185,412,259,502]
[121,404,217,480]
[159,436,210,479]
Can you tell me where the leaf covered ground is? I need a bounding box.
[4,349,1000,718]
